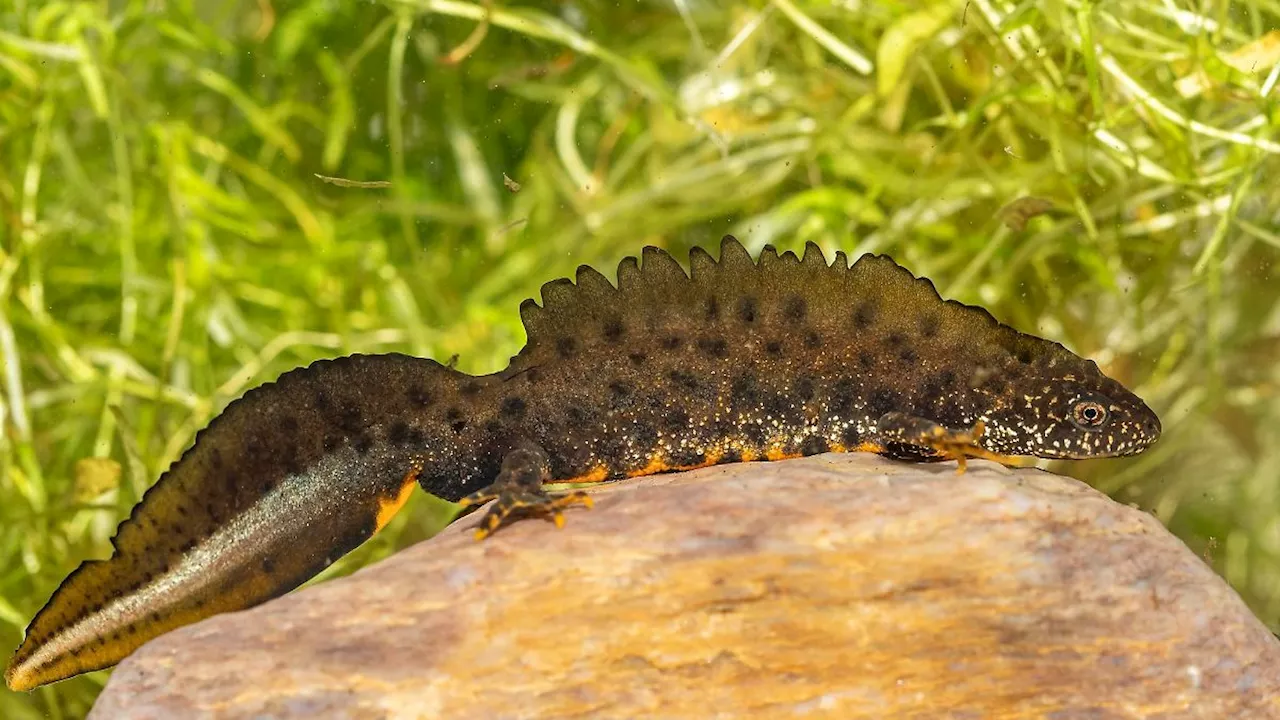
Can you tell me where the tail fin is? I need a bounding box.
[5,353,457,691]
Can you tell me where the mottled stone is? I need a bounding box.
[90,455,1280,719]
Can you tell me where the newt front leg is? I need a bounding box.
[457,439,594,540]
[875,411,1014,472]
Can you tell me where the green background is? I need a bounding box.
[3,0,1279,716]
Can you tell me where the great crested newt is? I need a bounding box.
[5,236,1162,691]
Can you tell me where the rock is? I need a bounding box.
[89,454,1280,719]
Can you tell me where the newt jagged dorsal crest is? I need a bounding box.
[5,235,1160,692]
[513,236,1158,460]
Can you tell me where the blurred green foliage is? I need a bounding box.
[3,0,1280,715]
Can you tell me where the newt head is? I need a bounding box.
[976,360,1162,460]
[847,250,1161,462]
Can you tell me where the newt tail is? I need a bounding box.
[5,355,465,691]
[5,236,1161,691]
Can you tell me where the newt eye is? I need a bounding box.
[1070,400,1108,430]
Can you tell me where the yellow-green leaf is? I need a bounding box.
[876,4,954,97]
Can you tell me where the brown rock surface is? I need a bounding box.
[90,454,1280,719]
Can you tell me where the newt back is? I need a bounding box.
[491,238,1158,477]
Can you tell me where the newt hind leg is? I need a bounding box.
[874,411,1014,472]
[457,439,594,540]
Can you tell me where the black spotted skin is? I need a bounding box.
[5,236,1161,692]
